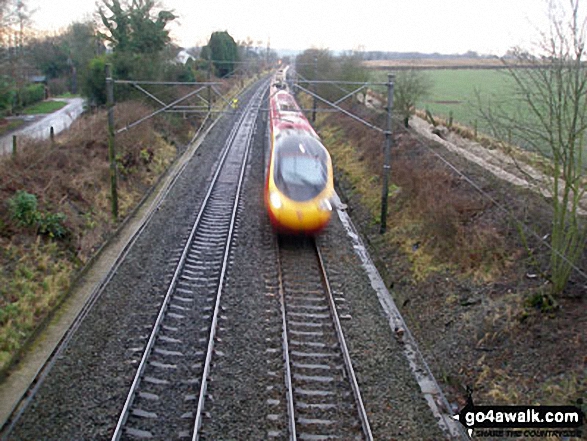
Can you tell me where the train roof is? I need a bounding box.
[272,90,299,112]
[274,131,329,161]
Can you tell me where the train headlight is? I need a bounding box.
[269,191,283,209]
[318,198,332,212]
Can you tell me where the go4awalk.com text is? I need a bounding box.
[452,392,584,438]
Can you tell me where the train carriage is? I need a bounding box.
[265,70,334,235]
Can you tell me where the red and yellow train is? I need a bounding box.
[265,68,334,235]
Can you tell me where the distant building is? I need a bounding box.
[176,49,195,64]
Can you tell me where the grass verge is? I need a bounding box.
[0,120,25,137]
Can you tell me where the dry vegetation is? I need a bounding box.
[0,101,190,376]
[313,100,586,418]
[319,103,516,281]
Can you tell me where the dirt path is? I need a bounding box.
[409,115,587,215]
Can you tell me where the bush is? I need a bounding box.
[17,84,46,109]
[38,212,67,239]
[164,62,195,83]
[0,76,16,115]
[7,191,67,239]
[82,55,108,106]
[8,191,39,227]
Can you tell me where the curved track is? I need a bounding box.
[277,237,373,441]
[111,82,267,440]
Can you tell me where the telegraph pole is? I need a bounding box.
[380,73,394,234]
[106,64,119,221]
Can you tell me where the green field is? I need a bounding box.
[419,69,514,128]
[370,69,516,133]
[369,68,587,165]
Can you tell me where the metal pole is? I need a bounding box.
[207,61,212,114]
[106,63,119,221]
[12,135,16,157]
[312,56,317,122]
[380,73,394,234]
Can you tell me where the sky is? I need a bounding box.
[27,0,557,55]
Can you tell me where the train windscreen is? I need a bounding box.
[273,134,329,202]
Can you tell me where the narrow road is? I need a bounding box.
[0,98,85,155]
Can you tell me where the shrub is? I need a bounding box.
[38,212,67,239]
[0,76,16,115]
[7,191,67,239]
[17,84,46,109]
[8,191,39,227]
[82,55,108,106]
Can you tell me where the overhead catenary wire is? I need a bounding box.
[294,83,387,135]
[290,79,587,284]
[0,72,235,195]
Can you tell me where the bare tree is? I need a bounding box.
[394,69,432,128]
[0,0,32,113]
[482,0,587,296]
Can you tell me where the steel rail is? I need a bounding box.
[0,109,222,440]
[275,238,298,441]
[276,237,374,440]
[191,83,267,440]
[111,82,264,441]
[314,242,374,441]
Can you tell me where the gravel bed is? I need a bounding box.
[198,101,288,439]
[5,80,453,440]
[317,214,450,440]
[195,92,453,439]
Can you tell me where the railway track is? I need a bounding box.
[111,82,267,440]
[277,237,373,441]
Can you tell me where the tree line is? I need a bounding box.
[0,0,267,113]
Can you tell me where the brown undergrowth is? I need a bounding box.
[0,101,188,376]
[313,101,586,433]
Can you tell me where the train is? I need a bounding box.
[265,67,335,235]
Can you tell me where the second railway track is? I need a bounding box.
[277,237,373,441]
[112,81,267,440]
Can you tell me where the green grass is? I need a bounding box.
[419,69,515,128]
[370,68,587,162]
[21,100,68,115]
[0,240,74,374]
[370,69,516,133]
[54,93,76,99]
